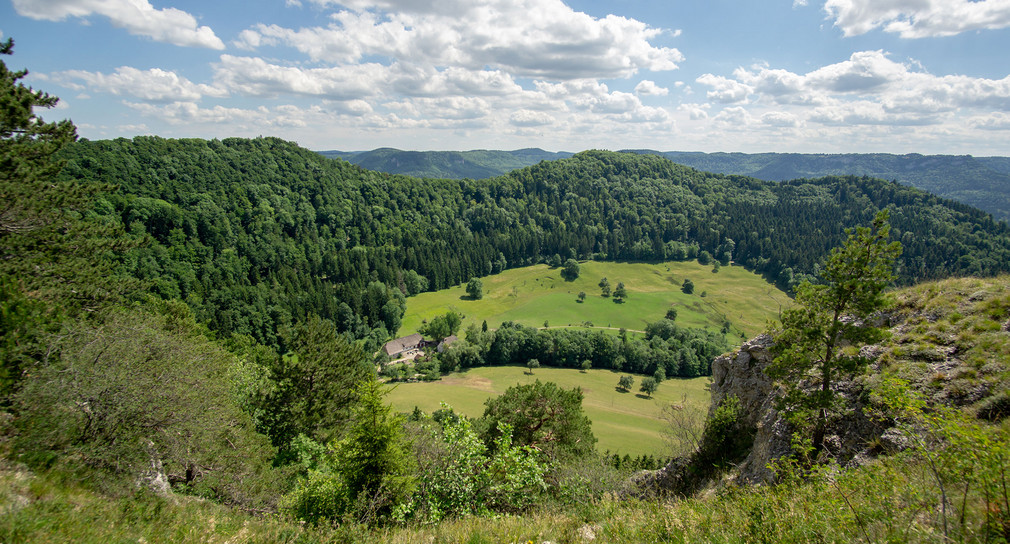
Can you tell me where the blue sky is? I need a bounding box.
[4,0,1010,154]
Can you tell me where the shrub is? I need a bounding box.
[696,396,753,468]
[976,390,1010,421]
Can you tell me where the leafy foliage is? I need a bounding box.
[613,281,627,302]
[466,277,484,300]
[695,395,753,469]
[14,304,281,508]
[319,147,572,179]
[561,258,580,281]
[480,380,596,462]
[640,377,658,397]
[0,40,131,399]
[768,210,901,453]
[419,310,462,343]
[259,314,374,452]
[53,139,1010,355]
[282,380,414,524]
[440,319,725,378]
[648,149,1010,222]
[400,414,548,522]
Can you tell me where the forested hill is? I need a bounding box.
[318,147,573,179]
[627,150,1010,222]
[57,137,1010,350]
[327,148,1010,222]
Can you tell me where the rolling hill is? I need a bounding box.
[320,147,1010,222]
[318,147,573,179]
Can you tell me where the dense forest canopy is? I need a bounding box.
[331,147,1010,222]
[53,136,1010,349]
[318,147,573,179]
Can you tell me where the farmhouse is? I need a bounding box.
[437,335,458,353]
[383,333,424,358]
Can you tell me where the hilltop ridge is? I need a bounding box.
[321,147,1010,221]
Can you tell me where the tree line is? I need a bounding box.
[430,318,728,379]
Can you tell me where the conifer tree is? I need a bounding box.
[0,38,124,304]
[767,210,901,455]
[0,39,127,398]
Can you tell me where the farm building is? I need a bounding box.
[382,333,424,358]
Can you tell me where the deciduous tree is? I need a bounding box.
[561,258,580,280]
[480,380,596,461]
[640,376,658,397]
[466,277,483,300]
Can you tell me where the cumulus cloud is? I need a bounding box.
[970,112,1010,130]
[635,80,669,96]
[713,50,1010,123]
[696,74,752,103]
[237,0,682,80]
[810,100,940,126]
[388,96,492,120]
[510,109,554,127]
[713,106,754,127]
[823,0,1010,38]
[761,111,801,128]
[46,67,227,103]
[679,103,710,120]
[213,55,386,100]
[124,101,346,128]
[13,0,225,49]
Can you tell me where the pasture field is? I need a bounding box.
[400,260,789,344]
[386,366,711,458]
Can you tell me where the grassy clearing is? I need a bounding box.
[400,261,789,345]
[386,366,711,457]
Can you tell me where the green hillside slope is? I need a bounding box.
[56,138,1010,351]
[635,150,1010,222]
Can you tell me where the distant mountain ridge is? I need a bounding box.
[317,147,573,180]
[320,148,1010,222]
[626,150,1010,222]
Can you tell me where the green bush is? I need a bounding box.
[400,415,547,522]
[696,396,753,468]
[976,389,1010,421]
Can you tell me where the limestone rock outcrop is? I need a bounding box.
[707,333,886,483]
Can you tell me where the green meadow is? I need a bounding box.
[400,260,790,343]
[386,366,711,457]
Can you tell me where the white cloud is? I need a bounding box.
[124,100,348,129]
[237,0,682,80]
[213,55,385,100]
[117,123,150,133]
[713,106,754,127]
[509,109,554,127]
[679,103,710,120]
[696,74,752,103]
[388,96,492,120]
[388,65,525,98]
[46,66,227,103]
[823,0,1010,38]
[761,111,801,127]
[810,101,940,126]
[804,50,908,92]
[12,0,225,49]
[635,80,669,96]
[723,51,1010,120]
[970,112,1010,130]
